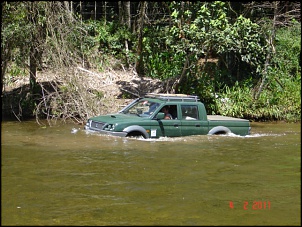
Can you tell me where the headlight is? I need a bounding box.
[104,124,115,131]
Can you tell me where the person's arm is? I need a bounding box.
[164,114,172,119]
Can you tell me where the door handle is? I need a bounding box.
[195,124,200,127]
[174,124,179,127]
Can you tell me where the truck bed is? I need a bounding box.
[207,115,249,121]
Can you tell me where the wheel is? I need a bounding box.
[126,131,146,139]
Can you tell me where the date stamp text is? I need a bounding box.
[229,201,271,210]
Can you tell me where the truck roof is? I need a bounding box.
[144,93,200,102]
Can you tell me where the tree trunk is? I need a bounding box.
[118,1,131,68]
[254,2,277,100]
[123,1,131,29]
[28,2,46,95]
[135,1,147,76]
[118,1,130,27]
[118,1,123,25]
[29,45,38,93]
[28,2,38,94]
[172,55,189,94]
[124,1,131,68]
[1,45,11,93]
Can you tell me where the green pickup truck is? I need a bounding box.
[84,93,251,138]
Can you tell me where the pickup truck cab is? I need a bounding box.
[85,93,251,138]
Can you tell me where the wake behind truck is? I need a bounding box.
[85,93,251,138]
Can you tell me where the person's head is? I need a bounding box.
[161,106,169,113]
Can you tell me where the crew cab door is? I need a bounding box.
[150,104,181,138]
[156,118,181,137]
[180,104,208,136]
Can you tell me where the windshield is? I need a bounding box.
[122,99,160,117]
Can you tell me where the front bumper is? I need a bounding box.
[84,125,128,137]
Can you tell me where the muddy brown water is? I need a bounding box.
[1,120,300,225]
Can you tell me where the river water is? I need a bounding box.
[1,120,300,226]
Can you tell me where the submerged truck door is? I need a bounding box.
[180,104,208,136]
[150,104,181,138]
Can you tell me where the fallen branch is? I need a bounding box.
[77,67,104,79]
[119,87,140,97]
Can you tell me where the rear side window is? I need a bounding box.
[181,105,199,120]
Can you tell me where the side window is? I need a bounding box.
[169,105,178,119]
[181,105,199,120]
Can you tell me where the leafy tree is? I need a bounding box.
[142,1,266,113]
[1,1,89,121]
[243,1,301,99]
[1,2,31,92]
[216,22,300,121]
[2,1,300,122]
[2,2,85,93]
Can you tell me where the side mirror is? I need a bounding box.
[156,112,165,120]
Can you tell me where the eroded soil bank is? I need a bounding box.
[2,68,166,122]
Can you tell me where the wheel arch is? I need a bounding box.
[208,126,231,135]
[123,125,149,138]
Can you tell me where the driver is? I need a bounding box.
[161,106,172,119]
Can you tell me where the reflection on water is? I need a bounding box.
[1,120,300,226]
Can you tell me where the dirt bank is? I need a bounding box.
[2,67,166,122]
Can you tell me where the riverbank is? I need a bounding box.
[1,67,165,122]
[2,67,301,124]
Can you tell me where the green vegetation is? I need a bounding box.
[216,23,301,122]
[1,1,301,124]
